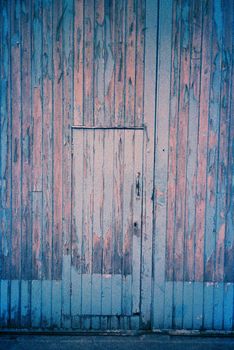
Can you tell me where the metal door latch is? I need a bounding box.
[136,172,141,199]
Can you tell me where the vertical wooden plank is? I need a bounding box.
[62,0,74,329]
[224,0,234,285]
[51,280,61,328]
[82,131,94,274]
[205,0,222,283]
[193,282,203,330]
[122,275,131,316]
[74,0,83,125]
[173,281,183,329]
[111,130,125,314]
[0,280,9,327]
[71,132,83,321]
[31,280,41,328]
[194,0,212,282]
[104,0,115,126]
[21,0,32,281]
[11,0,21,281]
[41,0,53,328]
[141,0,157,328]
[223,283,233,330]
[0,0,11,281]
[114,0,125,126]
[10,280,20,327]
[153,0,172,329]
[92,316,100,329]
[21,280,30,328]
[102,130,113,315]
[32,192,42,280]
[112,130,124,275]
[111,274,121,315]
[82,274,92,315]
[31,192,42,328]
[132,131,143,314]
[41,280,51,328]
[163,281,173,329]
[102,130,113,275]
[174,0,190,283]
[71,267,81,325]
[52,0,63,281]
[134,0,145,127]
[32,0,43,283]
[213,282,224,329]
[215,0,232,283]
[42,0,53,281]
[81,131,94,316]
[72,131,83,272]
[182,282,193,329]
[203,282,214,329]
[0,0,2,281]
[94,0,105,126]
[184,0,202,282]
[92,130,103,275]
[92,274,102,315]
[84,0,94,126]
[92,131,104,315]
[122,130,133,315]
[166,0,181,282]
[32,0,42,193]
[125,0,136,126]
[102,275,112,315]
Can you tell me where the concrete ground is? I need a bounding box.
[0,334,234,350]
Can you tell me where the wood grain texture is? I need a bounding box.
[1,0,11,281]
[52,0,63,280]
[72,129,143,318]
[0,0,233,331]
[21,0,32,281]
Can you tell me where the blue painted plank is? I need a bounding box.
[91,274,102,315]
[62,255,71,328]
[81,316,91,330]
[203,282,214,330]
[111,274,121,316]
[0,280,9,327]
[164,281,173,329]
[110,316,119,330]
[41,280,51,328]
[21,280,30,328]
[183,282,193,329]
[101,275,112,315]
[213,282,224,330]
[91,316,100,330]
[71,267,82,319]
[10,280,20,327]
[122,275,131,316]
[31,280,41,328]
[173,282,183,329]
[51,280,61,328]
[223,283,233,330]
[82,274,92,315]
[130,316,140,330]
[193,282,203,330]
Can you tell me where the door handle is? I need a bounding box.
[136,172,141,199]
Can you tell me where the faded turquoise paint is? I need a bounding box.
[0,0,233,332]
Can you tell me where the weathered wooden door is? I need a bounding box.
[71,128,144,323]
